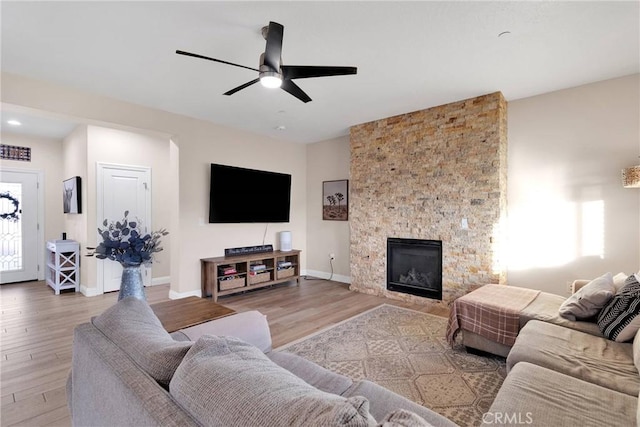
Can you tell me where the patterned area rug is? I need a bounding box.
[278,304,506,427]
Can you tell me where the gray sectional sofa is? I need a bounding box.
[69,274,640,427]
[67,297,457,427]
[479,274,640,426]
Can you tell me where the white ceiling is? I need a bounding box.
[1,1,638,144]
[1,110,78,140]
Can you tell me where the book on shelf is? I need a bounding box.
[250,264,267,272]
[219,265,238,275]
[277,261,292,268]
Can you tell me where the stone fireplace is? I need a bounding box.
[387,238,442,300]
[349,92,507,305]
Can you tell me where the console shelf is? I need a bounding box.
[45,239,80,295]
[201,250,301,301]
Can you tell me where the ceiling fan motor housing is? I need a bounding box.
[259,53,282,75]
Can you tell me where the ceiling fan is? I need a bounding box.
[176,21,357,103]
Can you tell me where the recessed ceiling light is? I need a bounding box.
[7,119,22,126]
[275,125,286,131]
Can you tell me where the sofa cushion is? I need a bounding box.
[507,320,639,396]
[267,351,353,396]
[344,380,457,427]
[482,362,637,427]
[92,297,192,385]
[558,272,615,321]
[597,274,640,342]
[170,335,375,426]
[378,409,435,427]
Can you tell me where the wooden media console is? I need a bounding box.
[201,250,301,301]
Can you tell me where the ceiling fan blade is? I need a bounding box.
[223,78,260,96]
[281,79,312,103]
[282,65,357,80]
[263,21,284,71]
[176,50,259,72]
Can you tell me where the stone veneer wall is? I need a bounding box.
[349,92,507,306]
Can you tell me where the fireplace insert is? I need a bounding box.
[387,238,442,300]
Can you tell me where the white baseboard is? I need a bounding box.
[302,269,351,284]
[151,276,170,286]
[80,285,102,297]
[80,277,169,297]
[168,289,202,299]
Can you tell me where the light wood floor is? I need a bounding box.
[0,278,448,426]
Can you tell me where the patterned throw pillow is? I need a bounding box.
[597,274,640,342]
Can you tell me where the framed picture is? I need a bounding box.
[63,176,82,214]
[322,180,348,221]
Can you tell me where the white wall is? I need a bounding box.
[86,125,172,286]
[507,74,640,295]
[1,72,307,298]
[5,71,637,299]
[62,125,89,285]
[305,135,350,282]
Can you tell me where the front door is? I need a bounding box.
[97,163,151,293]
[0,170,39,284]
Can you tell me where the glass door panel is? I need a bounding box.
[0,182,23,273]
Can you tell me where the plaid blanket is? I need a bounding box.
[446,284,540,347]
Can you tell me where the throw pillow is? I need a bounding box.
[558,272,615,321]
[92,296,192,385]
[597,274,640,342]
[613,272,629,293]
[170,335,375,427]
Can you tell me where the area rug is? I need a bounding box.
[277,304,506,427]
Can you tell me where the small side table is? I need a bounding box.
[45,239,80,295]
[151,296,236,333]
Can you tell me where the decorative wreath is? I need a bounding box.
[0,192,20,221]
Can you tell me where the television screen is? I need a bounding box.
[209,164,291,223]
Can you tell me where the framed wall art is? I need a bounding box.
[322,179,348,221]
[63,176,82,214]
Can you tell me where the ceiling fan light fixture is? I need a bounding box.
[177,21,356,102]
[260,72,282,89]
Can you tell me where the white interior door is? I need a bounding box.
[97,164,151,293]
[0,170,39,284]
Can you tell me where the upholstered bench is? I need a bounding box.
[446,283,604,357]
[446,284,540,356]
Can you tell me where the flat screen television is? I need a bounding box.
[209,163,291,223]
